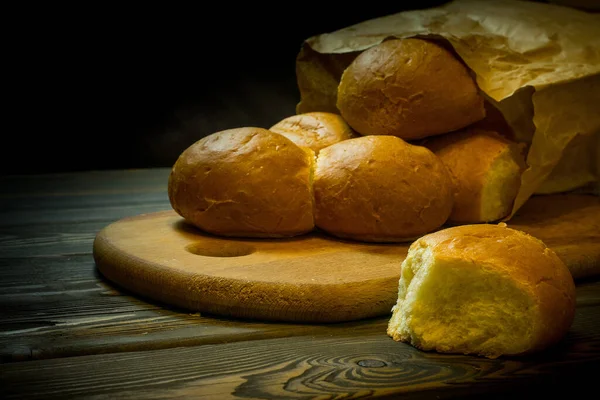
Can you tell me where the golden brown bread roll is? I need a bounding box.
[336,38,486,140]
[387,223,576,359]
[168,127,315,238]
[314,135,454,242]
[269,112,358,154]
[422,128,526,223]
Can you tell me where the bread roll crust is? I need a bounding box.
[270,112,357,153]
[314,135,453,242]
[168,127,315,238]
[387,224,576,359]
[423,128,525,223]
[336,38,485,140]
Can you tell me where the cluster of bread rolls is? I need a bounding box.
[168,36,576,359]
[169,37,526,242]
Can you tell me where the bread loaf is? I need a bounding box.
[168,127,315,238]
[387,223,576,359]
[270,112,357,153]
[423,128,526,223]
[313,135,454,242]
[336,38,485,140]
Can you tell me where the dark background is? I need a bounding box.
[3,0,588,175]
[2,1,450,175]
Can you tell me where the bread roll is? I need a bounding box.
[168,127,315,238]
[387,224,576,359]
[336,38,485,140]
[270,112,357,153]
[314,135,453,242]
[423,128,525,223]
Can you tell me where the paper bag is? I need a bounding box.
[295,0,600,217]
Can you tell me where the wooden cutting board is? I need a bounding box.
[93,194,600,323]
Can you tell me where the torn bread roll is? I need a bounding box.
[336,37,485,140]
[387,223,576,359]
[314,135,453,242]
[423,128,526,223]
[270,111,358,154]
[168,127,315,238]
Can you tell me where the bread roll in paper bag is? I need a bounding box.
[295,0,600,216]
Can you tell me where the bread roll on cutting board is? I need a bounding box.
[423,128,526,223]
[270,112,357,153]
[336,38,485,140]
[168,127,315,238]
[387,223,576,359]
[314,135,454,242]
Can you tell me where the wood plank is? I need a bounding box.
[0,190,169,213]
[0,223,105,258]
[0,198,170,234]
[0,202,171,228]
[0,205,384,363]
[1,302,599,400]
[1,248,599,363]
[0,307,378,364]
[0,255,96,285]
[0,168,598,399]
[0,168,171,197]
[0,168,171,227]
[0,252,383,363]
[1,208,599,363]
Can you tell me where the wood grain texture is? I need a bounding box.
[1,169,599,400]
[507,194,600,280]
[2,296,599,400]
[0,169,171,197]
[93,194,600,323]
[0,251,379,363]
[2,251,598,364]
[0,171,326,364]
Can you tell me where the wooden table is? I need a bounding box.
[1,168,599,399]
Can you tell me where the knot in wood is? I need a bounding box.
[357,359,386,368]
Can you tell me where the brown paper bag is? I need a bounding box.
[295,0,600,217]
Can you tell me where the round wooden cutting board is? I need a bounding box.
[93,194,600,323]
